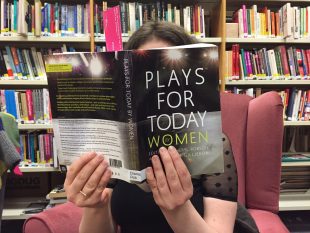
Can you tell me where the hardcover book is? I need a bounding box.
[44,44,224,183]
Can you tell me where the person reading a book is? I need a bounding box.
[64,21,258,233]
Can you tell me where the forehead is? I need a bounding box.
[138,39,173,50]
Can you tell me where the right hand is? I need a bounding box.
[64,152,112,208]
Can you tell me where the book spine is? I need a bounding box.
[242,5,248,37]
[16,48,27,77]
[279,46,290,76]
[0,50,8,77]
[3,54,13,77]
[10,47,22,76]
[5,46,17,77]
[4,90,17,118]
[25,89,34,122]
[287,87,297,121]
[240,49,247,77]
[122,51,139,170]
[301,49,308,76]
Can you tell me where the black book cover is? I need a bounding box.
[45,44,224,182]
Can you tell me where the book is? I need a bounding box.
[44,44,224,183]
[46,185,67,200]
[282,154,310,162]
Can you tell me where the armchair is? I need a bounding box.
[23,92,289,233]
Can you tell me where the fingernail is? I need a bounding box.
[168,146,176,152]
[159,147,166,153]
[146,167,152,174]
[152,155,159,161]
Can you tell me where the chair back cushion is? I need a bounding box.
[220,92,252,204]
[246,92,283,213]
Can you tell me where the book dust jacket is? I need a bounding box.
[45,44,224,183]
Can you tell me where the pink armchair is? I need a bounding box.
[23,92,289,233]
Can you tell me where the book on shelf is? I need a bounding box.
[19,132,56,166]
[0,0,90,37]
[231,3,310,39]
[281,166,310,190]
[282,153,310,162]
[44,44,224,183]
[225,45,310,81]
[0,45,78,80]
[46,185,66,200]
[0,1,211,39]
[0,89,52,124]
[225,87,309,122]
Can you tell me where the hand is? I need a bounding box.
[146,146,193,212]
[64,152,112,208]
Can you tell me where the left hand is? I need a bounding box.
[146,146,193,212]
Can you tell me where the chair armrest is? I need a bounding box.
[246,91,284,213]
[23,202,82,233]
[248,209,289,233]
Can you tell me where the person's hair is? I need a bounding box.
[124,21,198,50]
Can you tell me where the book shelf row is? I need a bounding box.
[103,1,209,38]
[1,1,90,37]
[1,0,211,39]
[0,89,52,124]
[225,44,310,81]
[226,87,310,122]
[229,3,310,39]
[0,45,80,81]
[19,132,56,167]
[1,36,310,44]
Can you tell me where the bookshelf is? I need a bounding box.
[224,0,310,212]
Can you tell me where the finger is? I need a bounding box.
[146,167,161,202]
[84,168,112,205]
[70,154,104,195]
[80,159,109,197]
[168,146,192,191]
[158,147,183,193]
[151,154,170,195]
[64,152,97,187]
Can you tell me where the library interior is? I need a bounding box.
[0,0,309,232]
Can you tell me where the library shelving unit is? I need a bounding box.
[0,0,97,221]
[224,0,310,211]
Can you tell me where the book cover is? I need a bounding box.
[45,44,224,183]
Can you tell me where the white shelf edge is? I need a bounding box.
[282,161,310,167]
[3,197,49,220]
[199,37,222,43]
[18,124,53,130]
[284,121,310,126]
[226,37,310,44]
[226,38,285,43]
[225,80,310,85]
[0,80,48,86]
[95,37,222,43]
[279,191,310,211]
[19,167,59,172]
[0,36,90,42]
